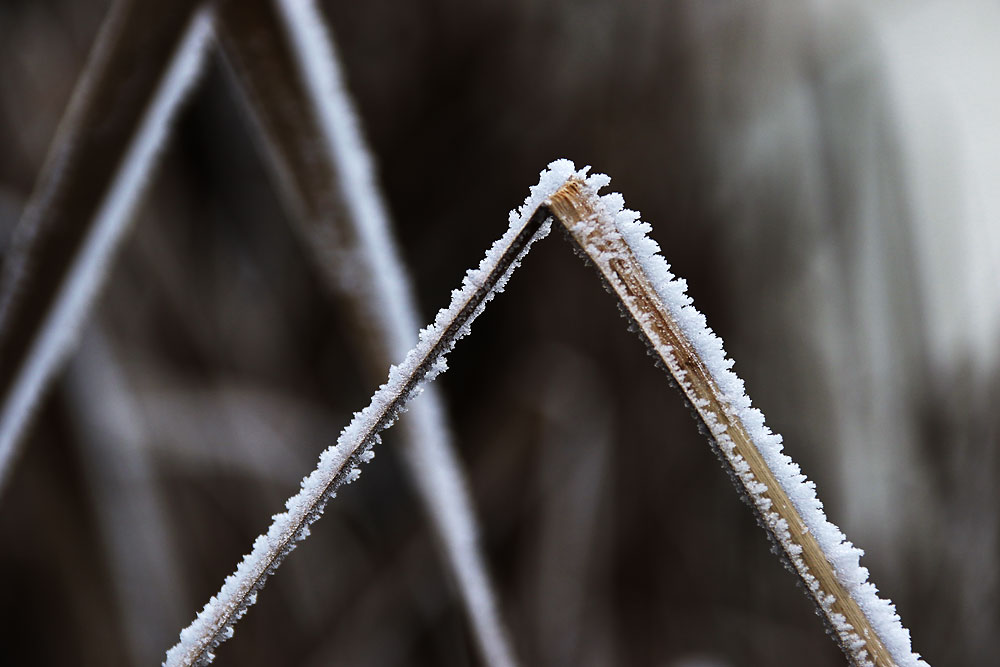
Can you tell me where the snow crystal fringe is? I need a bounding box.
[545,161,927,667]
[162,164,562,667]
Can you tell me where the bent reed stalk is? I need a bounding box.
[166,162,924,667]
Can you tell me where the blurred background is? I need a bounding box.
[1,0,998,665]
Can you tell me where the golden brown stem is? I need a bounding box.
[548,178,897,667]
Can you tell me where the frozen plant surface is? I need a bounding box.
[162,162,567,667]
[165,158,927,666]
[548,160,927,667]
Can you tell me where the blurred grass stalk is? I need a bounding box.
[0,0,207,491]
[65,326,187,665]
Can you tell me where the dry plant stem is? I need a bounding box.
[0,0,202,490]
[164,205,551,666]
[214,3,517,665]
[547,178,896,667]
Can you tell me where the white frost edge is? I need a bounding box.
[162,160,568,667]
[273,2,518,665]
[0,9,213,492]
[550,162,928,667]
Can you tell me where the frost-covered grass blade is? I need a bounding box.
[546,164,927,667]
[166,159,928,666]
[162,163,566,666]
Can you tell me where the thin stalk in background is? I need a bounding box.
[530,347,613,666]
[214,0,517,664]
[0,0,209,493]
[65,326,187,665]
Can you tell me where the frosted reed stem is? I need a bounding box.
[548,176,916,667]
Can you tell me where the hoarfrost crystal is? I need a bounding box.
[163,161,565,666]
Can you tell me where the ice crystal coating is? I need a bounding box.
[549,162,927,667]
[163,160,565,667]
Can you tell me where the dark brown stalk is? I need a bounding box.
[164,203,551,666]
